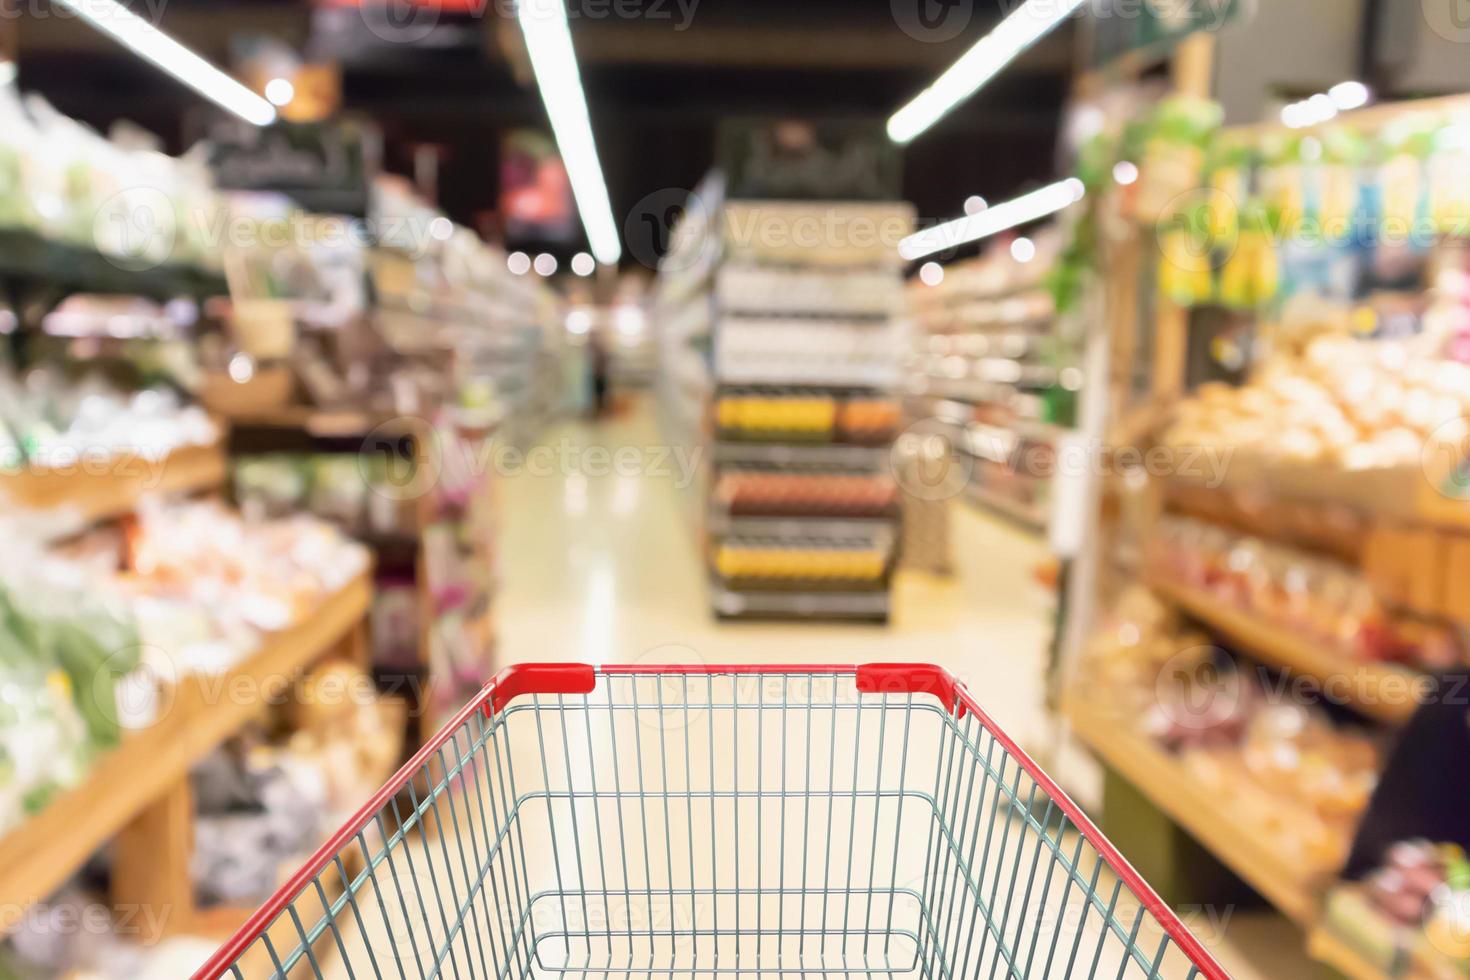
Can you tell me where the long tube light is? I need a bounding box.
[898,179,1084,261]
[887,0,1085,144]
[51,0,275,126]
[519,0,621,266]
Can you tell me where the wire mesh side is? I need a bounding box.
[206,702,539,980]
[919,709,1218,980]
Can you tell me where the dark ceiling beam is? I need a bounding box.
[547,20,1071,72]
[18,1,1070,75]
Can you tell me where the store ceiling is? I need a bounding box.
[15,0,1076,264]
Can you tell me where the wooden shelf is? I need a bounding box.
[0,228,226,301]
[1063,694,1328,925]
[0,441,227,527]
[1309,924,1470,980]
[1148,579,1429,726]
[0,571,372,918]
[1224,93,1470,140]
[1170,455,1470,533]
[1307,928,1391,980]
[225,407,414,439]
[189,693,408,948]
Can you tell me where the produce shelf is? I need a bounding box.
[1063,694,1328,926]
[224,407,416,439]
[0,228,226,301]
[0,571,373,919]
[190,694,408,947]
[1147,578,1429,726]
[1169,455,1470,533]
[1306,928,1390,980]
[0,440,227,527]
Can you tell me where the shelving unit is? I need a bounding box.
[0,228,227,305]
[0,439,228,526]
[905,234,1076,533]
[657,189,912,624]
[367,242,562,449]
[1306,928,1392,980]
[1171,456,1470,535]
[1147,579,1429,725]
[1063,694,1328,926]
[189,694,408,947]
[0,109,518,971]
[226,409,499,743]
[1059,57,1470,979]
[0,570,372,933]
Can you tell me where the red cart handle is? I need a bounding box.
[855,662,965,715]
[484,662,597,715]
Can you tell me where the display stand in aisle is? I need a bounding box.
[652,172,721,537]
[659,189,912,623]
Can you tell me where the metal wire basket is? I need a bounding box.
[196,664,1228,979]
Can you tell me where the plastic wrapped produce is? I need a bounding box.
[0,651,91,835]
[192,752,327,907]
[0,88,40,232]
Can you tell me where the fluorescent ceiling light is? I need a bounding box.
[519,0,621,265]
[899,178,1084,261]
[1329,81,1371,111]
[1282,81,1372,129]
[51,0,274,126]
[888,0,1085,144]
[264,77,295,108]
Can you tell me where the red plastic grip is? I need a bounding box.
[485,662,597,715]
[855,663,964,716]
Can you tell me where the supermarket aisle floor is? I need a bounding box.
[488,398,1315,980]
[495,399,1056,750]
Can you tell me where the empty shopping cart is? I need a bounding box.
[196,663,1228,979]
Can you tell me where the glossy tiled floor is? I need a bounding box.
[494,401,1056,753]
